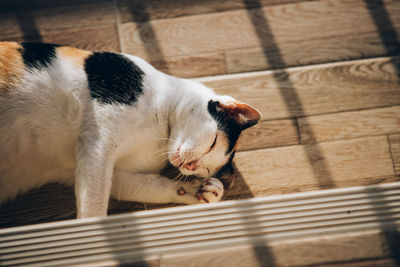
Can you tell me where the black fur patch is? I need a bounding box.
[214,152,235,189]
[20,43,59,69]
[84,52,144,105]
[208,100,242,154]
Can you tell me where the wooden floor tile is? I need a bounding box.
[163,230,389,267]
[0,0,112,10]
[150,52,226,78]
[116,0,303,23]
[120,0,400,62]
[228,136,396,198]
[225,30,400,74]
[199,57,400,120]
[0,25,120,52]
[0,1,116,38]
[237,119,299,151]
[299,106,400,144]
[315,258,398,267]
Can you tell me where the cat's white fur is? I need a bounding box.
[0,51,252,218]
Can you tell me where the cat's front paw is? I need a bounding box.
[196,178,224,203]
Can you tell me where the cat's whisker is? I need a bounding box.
[174,173,185,184]
[177,173,185,183]
[154,151,170,158]
[182,157,190,166]
[171,173,180,182]
[150,137,171,141]
[183,175,190,184]
[150,137,179,144]
[158,157,170,162]
[152,149,169,155]
[158,150,171,155]
[172,173,180,180]
[182,175,188,183]
[153,149,171,155]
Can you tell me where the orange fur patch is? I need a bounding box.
[0,42,24,95]
[56,46,91,67]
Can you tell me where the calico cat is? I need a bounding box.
[0,42,260,218]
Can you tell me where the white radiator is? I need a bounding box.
[1,182,400,266]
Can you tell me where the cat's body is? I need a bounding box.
[0,42,260,218]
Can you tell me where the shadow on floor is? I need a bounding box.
[232,164,277,267]
[242,0,336,190]
[365,1,400,265]
[15,11,43,42]
[128,3,170,72]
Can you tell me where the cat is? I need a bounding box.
[0,42,261,218]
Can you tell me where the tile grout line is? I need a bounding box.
[195,55,400,81]
[237,134,400,154]
[293,104,400,121]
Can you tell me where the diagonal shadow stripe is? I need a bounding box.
[128,3,169,72]
[243,1,336,189]
[16,11,43,43]
[364,0,400,265]
[365,0,400,61]
[241,1,337,265]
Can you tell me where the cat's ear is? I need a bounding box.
[217,99,261,130]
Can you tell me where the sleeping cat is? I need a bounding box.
[0,42,260,218]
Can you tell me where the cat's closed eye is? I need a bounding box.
[207,134,218,153]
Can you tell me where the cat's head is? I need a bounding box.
[168,82,260,189]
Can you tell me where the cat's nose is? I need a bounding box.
[182,160,198,171]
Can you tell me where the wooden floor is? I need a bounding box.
[0,0,399,238]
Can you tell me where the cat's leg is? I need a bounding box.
[75,140,116,218]
[111,170,224,204]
